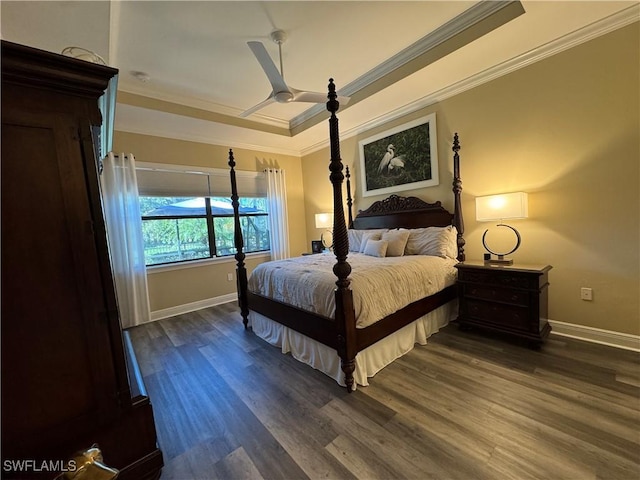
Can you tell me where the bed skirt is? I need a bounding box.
[249,300,457,390]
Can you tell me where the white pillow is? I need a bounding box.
[363,239,388,257]
[358,231,384,253]
[405,226,458,258]
[381,229,410,257]
[347,229,363,253]
[348,229,388,252]
[444,226,459,259]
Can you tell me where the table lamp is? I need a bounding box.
[475,192,528,265]
[315,212,334,249]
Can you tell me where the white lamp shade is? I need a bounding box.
[315,213,333,229]
[476,192,528,221]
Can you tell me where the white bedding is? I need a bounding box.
[248,252,458,328]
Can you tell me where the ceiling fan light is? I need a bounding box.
[274,91,294,103]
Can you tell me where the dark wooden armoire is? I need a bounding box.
[1,41,163,479]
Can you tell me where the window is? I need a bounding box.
[136,162,269,267]
[141,196,269,266]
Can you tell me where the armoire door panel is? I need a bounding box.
[1,111,118,450]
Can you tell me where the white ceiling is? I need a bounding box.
[1,1,637,156]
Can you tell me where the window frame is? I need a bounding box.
[136,162,269,268]
[141,196,270,267]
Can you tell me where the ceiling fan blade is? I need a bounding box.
[290,87,351,105]
[247,41,289,94]
[239,94,276,117]
[290,90,326,103]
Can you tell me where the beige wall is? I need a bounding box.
[113,132,307,312]
[302,23,640,335]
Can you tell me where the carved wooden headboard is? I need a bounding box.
[351,194,454,230]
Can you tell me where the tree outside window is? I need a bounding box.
[140,196,269,266]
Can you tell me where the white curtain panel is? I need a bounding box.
[264,168,290,260]
[101,152,151,328]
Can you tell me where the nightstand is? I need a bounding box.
[455,261,552,346]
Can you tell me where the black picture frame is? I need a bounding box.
[311,240,324,253]
[358,113,439,197]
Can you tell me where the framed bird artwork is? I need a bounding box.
[358,113,439,197]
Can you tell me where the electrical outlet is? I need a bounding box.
[580,287,593,301]
[227,273,233,282]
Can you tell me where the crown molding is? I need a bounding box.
[117,83,291,130]
[115,124,301,158]
[300,4,640,157]
[291,0,524,130]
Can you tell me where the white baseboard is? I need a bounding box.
[148,301,639,352]
[549,320,640,352]
[149,293,237,322]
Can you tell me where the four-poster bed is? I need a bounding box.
[229,79,464,392]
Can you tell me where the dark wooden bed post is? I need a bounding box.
[452,133,465,261]
[229,149,250,329]
[327,79,357,392]
[345,166,354,229]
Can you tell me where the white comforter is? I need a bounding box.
[248,253,458,328]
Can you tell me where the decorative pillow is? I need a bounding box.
[444,226,459,259]
[348,229,387,253]
[358,231,384,253]
[405,226,458,258]
[347,229,363,253]
[381,229,410,257]
[363,239,388,258]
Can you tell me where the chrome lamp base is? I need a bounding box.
[484,254,513,265]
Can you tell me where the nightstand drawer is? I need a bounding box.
[465,285,528,306]
[465,299,529,330]
[458,268,537,290]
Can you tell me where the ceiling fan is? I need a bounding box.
[240,30,350,118]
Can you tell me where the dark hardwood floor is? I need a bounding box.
[128,302,640,480]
